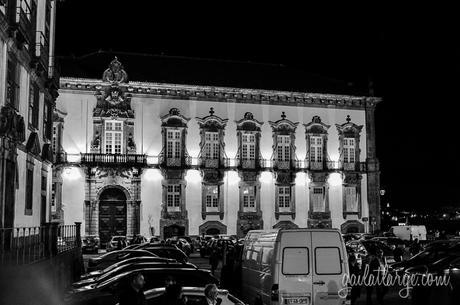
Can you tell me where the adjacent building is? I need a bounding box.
[55,56,381,242]
[0,0,59,229]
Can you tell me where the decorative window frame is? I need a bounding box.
[342,173,363,219]
[196,107,228,168]
[91,81,135,154]
[201,181,224,220]
[239,181,260,213]
[336,115,363,171]
[304,116,331,171]
[159,108,190,168]
[269,112,299,170]
[308,172,331,219]
[161,171,187,220]
[24,156,35,215]
[274,172,296,220]
[235,112,263,170]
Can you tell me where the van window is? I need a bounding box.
[261,247,273,266]
[315,247,342,275]
[282,247,309,275]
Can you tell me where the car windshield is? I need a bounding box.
[112,236,125,241]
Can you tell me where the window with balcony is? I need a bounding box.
[104,120,123,154]
[310,136,323,163]
[204,132,220,159]
[43,100,52,141]
[6,55,19,109]
[311,187,325,212]
[25,167,34,215]
[166,184,181,212]
[277,135,291,161]
[277,186,291,212]
[166,129,181,158]
[205,185,219,212]
[28,81,39,128]
[242,185,256,212]
[343,138,356,163]
[242,133,255,160]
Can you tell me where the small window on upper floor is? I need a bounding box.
[276,135,291,161]
[204,132,220,159]
[242,133,256,160]
[104,120,123,154]
[343,138,356,163]
[310,136,323,162]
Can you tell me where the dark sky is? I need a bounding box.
[55,1,458,210]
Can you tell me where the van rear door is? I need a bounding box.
[278,230,312,305]
[311,230,348,305]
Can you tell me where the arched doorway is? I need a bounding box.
[164,224,185,239]
[99,187,127,245]
[199,221,227,236]
[206,228,220,235]
[273,221,299,230]
[341,220,364,234]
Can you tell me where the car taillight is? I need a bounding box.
[271,284,279,301]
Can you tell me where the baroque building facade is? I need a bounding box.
[56,58,381,242]
[0,0,59,229]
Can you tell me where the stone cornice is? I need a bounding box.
[59,77,382,109]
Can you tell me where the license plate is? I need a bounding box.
[284,297,310,304]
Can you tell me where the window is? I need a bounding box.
[205,185,219,211]
[310,136,323,162]
[277,186,291,210]
[104,121,123,154]
[166,185,181,212]
[51,183,56,210]
[204,132,220,159]
[282,247,309,275]
[276,135,291,161]
[242,133,255,160]
[43,101,53,140]
[6,56,19,109]
[242,185,256,212]
[28,82,40,128]
[25,168,34,215]
[345,186,358,212]
[315,247,342,275]
[312,187,325,212]
[343,138,356,163]
[52,126,57,153]
[166,130,181,158]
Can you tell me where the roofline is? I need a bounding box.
[59,77,382,109]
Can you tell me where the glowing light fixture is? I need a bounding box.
[146,156,159,165]
[144,168,163,181]
[67,154,81,163]
[191,157,198,166]
[226,171,240,185]
[259,171,273,184]
[328,173,342,187]
[61,167,81,180]
[185,169,201,183]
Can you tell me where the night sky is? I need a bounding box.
[55,1,458,210]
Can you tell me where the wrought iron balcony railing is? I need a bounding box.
[80,153,147,167]
[34,31,49,71]
[158,155,192,168]
[340,161,368,171]
[15,0,33,46]
[273,159,297,170]
[198,157,223,168]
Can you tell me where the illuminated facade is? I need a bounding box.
[0,0,59,228]
[56,58,381,241]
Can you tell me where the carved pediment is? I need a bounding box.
[26,132,41,156]
[0,106,25,143]
[269,112,299,133]
[161,108,190,127]
[102,57,128,83]
[196,107,228,130]
[304,115,330,134]
[235,112,263,131]
[94,85,134,118]
[336,115,363,137]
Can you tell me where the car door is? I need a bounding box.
[312,231,347,305]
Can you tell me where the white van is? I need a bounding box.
[390,225,427,241]
[241,228,350,305]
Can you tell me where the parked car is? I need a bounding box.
[82,235,100,254]
[149,236,161,244]
[200,239,215,257]
[143,286,246,305]
[73,261,199,288]
[166,238,192,256]
[79,256,177,280]
[346,239,395,267]
[87,250,156,272]
[64,268,219,305]
[106,236,128,252]
[142,246,189,263]
[370,236,406,248]
[172,236,195,252]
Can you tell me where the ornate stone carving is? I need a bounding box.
[0,106,25,143]
[95,167,133,179]
[94,85,134,118]
[26,132,41,156]
[102,57,128,83]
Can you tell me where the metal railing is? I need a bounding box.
[80,153,147,166]
[158,155,192,167]
[0,223,81,265]
[35,30,49,70]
